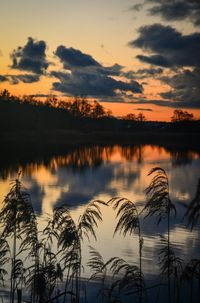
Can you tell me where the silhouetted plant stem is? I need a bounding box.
[167,210,171,303]
[2,170,200,302]
[183,179,200,303]
[108,197,144,302]
[198,275,200,301]
[10,203,17,303]
[17,289,22,303]
[167,172,171,303]
[144,167,176,303]
[138,223,143,303]
[75,266,79,303]
[63,259,72,303]
[33,249,39,303]
[63,267,70,303]
[190,276,193,303]
[50,200,106,303]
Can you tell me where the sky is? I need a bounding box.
[0,0,200,121]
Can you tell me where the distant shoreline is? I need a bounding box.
[0,129,199,179]
[1,129,200,148]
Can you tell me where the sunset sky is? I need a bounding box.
[0,0,200,121]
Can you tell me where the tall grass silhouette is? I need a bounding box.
[144,167,176,303]
[44,200,107,303]
[0,170,199,302]
[88,246,144,303]
[0,174,38,303]
[185,179,200,229]
[182,179,200,302]
[108,197,144,302]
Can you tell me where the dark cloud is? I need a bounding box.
[146,0,200,27]
[136,55,171,67]
[123,67,163,79]
[30,94,56,98]
[136,108,153,111]
[125,67,200,109]
[127,97,175,107]
[130,3,144,12]
[10,37,49,74]
[101,64,124,76]
[51,70,143,98]
[0,73,40,85]
[55,45,124,75]
[55,45,100,69]
[160,67,200,109]
[130,24,200,68]
[0,75,8,82]
[9,74,40,85]
[52,45,143,98]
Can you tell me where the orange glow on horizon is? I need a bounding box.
[0,83,200,122]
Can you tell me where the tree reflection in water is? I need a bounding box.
[1,144,199,180]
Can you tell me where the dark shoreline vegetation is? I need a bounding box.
[0,168,200,303]
[0,90,200,163]
[0,90,200,140]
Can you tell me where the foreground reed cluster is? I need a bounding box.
[0,168,199,303]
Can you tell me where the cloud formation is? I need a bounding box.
[130,3,144,12]
[126,97,175,108]
[146,0,200,27]
[123,67,163,79]
[130,23,200,68]
[128,68,200,109]
[51,70,143,98]
[9,74,40,85]
[52,45,143,99]
[0,37,50,85]
[0,73,40,85]
[10,37,49,74]
[0,75,8,82]
[160,67,200,109]
[127,3,200,108]
[136,108,153,112]
[55,46,100,69]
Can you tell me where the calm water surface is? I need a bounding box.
[0,144,200,284]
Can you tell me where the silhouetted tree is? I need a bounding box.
[69,97,92,117]
[91,100,106,118]
[137,112,146,122]
[45,95,58,108]
[0,89,11,99]
[171,109,194,122]
[123,112,146,122]
[123,113,136,121]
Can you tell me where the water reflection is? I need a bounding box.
[0,144,200,282]
[1,144,198,179]
[0,145,200,213]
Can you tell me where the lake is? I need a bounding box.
[0,143,200,302]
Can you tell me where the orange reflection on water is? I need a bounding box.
[0,144,200,283]
[0,144,199,216]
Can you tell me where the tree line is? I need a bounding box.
[0,89,199,133]
[0,89,111,119]
[0,89,118,131]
